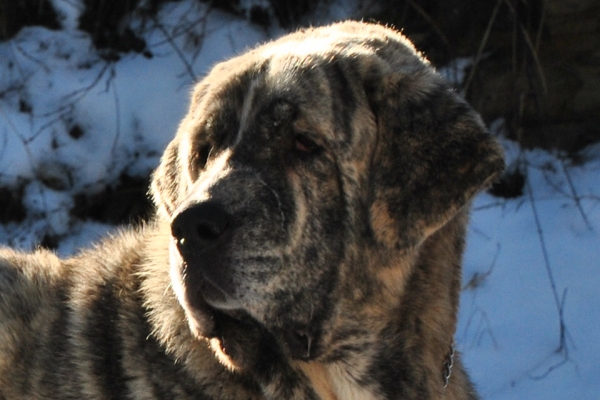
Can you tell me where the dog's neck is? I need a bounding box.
[288,215,468,400]
[296,361,379,400]
[293,342,457,400]
[142,215,469,399]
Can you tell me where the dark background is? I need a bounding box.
[1,0,598,231]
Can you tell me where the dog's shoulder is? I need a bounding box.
[67,227,148,286]
[0,246,65,326]
[0,246,67,391]
[2,229,147,398]
[0,228,148,318]
[0,229,143,381]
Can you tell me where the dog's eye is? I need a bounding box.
[293,134,321,157]
[197,144,212,170]
[189,144,212,181]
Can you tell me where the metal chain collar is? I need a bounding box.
[443,341,455,389]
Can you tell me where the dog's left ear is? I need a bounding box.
[368,70,504,249]
[150,82,211,219]
[150,136,183,219]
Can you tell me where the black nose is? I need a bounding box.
[171,202,232,250]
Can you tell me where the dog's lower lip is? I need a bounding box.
[200,278,226,301]
[198,278,237,309]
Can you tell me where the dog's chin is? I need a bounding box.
[184,281,322,362]
[178,277,246,340]
[170,247,322,367]
[178,283,219,339]
[182,288,321,370]
[178,294,276,372]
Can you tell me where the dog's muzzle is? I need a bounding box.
[171,202,238,309]
[170,199,321,361]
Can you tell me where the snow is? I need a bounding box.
[0,1,267,251]
[1,1,599,398]
[460,140,600,399]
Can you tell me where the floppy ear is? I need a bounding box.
[369,70,504,249]
[150,137,182,219]
[150,82,211,219]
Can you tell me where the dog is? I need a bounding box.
[0,21,504,399]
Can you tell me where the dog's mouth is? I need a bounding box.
[187,280,319,362]
[172,262,240,339]
[171,258,320,364]
[170,237,322,365]
[196,274,231,309]
[185,289,319,371]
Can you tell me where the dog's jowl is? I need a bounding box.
[0,21,503,399]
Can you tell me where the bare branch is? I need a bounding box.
[406,0,448,46]
[560,160,593,231]
[463,0,503,94]
[525,164,569,355]
[518,24,548,94]
[463,243,501,290]
[154,20,197,81]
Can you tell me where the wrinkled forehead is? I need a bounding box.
[203,52,336,102]
[190,21,426,112]
[185,25,430,146]
[189,56,351,143]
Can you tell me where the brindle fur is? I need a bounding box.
[0,21,503,399]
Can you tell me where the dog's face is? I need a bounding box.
[151,22,503,368]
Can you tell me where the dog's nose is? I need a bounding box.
[171,202,232,249]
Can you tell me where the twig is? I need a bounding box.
[529,288,571,380]
[472,201,507,211]
[406,0,448,46]
[475,311,498,348]
[146,1,208,46]
[109,71,122,159]
[525,165,569,356]
[0,90,37,177]
[0,101,23,138]
[560,160,593,231]
[154,21,197,81]
[534,0,547,52]
[462,307,498,350]
[501,0,547,93]
[29,63,113,146]
[58,62,112,110]
[463,243,501,290]
[13,42,51,74]
[463,0,503,94]
[529,354,569,380]
[518,24,548,94]
[187,14,210,69]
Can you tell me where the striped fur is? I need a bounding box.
[0,21,503,399]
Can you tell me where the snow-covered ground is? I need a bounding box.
[1,1,598,398]
[460,139,600,399]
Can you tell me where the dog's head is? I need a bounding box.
[151,21,503,369]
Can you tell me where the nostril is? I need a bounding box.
[171,202,232,248]
[172,225,183,241]
[196,221,228,241]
